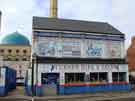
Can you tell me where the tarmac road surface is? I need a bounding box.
[1,92,135,101]
[0,98,31,101]
[0,97,135,101]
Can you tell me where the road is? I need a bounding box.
[1,92,135,101]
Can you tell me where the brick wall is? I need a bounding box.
[127,36,135,71]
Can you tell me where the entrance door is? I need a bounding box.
[41,73,59,95]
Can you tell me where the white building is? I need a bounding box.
[25,17,131,96]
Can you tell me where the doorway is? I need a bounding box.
[41,73,59,95]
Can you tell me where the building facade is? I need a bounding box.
[0,32,31,84]
[127,36,135,77]
[26,17,131,96]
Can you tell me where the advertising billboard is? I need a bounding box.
[105,41,122,58]
[34,32,124,59]
[86,40,104,58]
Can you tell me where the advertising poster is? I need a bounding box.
[35,38,81,57]
[106,41,121,58]
[34,36,123,59]
[35,41,56,57]
[86,40,104,58]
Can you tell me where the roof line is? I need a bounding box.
[33,16,107,24]
[33,28,124,35]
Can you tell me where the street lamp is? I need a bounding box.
[32,52,37,96]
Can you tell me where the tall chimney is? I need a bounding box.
[50,0,58,18]
[0,11,2,31]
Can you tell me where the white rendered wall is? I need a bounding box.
[34,64,129,85]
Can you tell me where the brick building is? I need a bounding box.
[127,37,135,72]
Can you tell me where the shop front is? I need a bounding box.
[29,61,131,96]
[41,73,59,95]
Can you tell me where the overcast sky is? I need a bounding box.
[0,0,135,49]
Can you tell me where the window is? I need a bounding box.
[90,72,108,83]
[65,73,85,84]
[23,50,27,54]
[22,58,27,61]
[99,72,108,82]
[119,72,126,82]
[0,49,4,53]
[112,72,127,82]
[15,58,19,61]
[8,49,12,53]
[16,50,20,53]
[90,73,98,82]
[112,72,119,82]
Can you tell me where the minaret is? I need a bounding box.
[50,0,58,18]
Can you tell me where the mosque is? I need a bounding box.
[0,31,31,85]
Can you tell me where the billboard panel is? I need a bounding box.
[105,41,122,58]
[33,32,124,59]
[86,40,104,58]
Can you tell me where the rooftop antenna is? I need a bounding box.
[50,0,58,18]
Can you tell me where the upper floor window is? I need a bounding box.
[16,49,20,53]
[15,58,19,61]
[23,50,27,54]
[0,49,4,53]
[8,49,12,53]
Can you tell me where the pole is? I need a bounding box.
[31,58,35,96]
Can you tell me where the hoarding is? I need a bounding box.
[105,41,122,58]
[36,41,56,56]
[35,38,81,57]
[86,40,104,58]
[34,32,124,59]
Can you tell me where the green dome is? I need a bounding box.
[1,32,30,45]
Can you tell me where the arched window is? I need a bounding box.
[8,49,12,53]
[16,49,20,53]
[15,58,19,61]
[23,50,27,54]
[0,49,4,53]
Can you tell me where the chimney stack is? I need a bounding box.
[50,0,58,18]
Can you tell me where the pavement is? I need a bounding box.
[0,86,135,101]
[1,91,135,101]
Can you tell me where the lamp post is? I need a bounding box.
[32,53,37,96]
